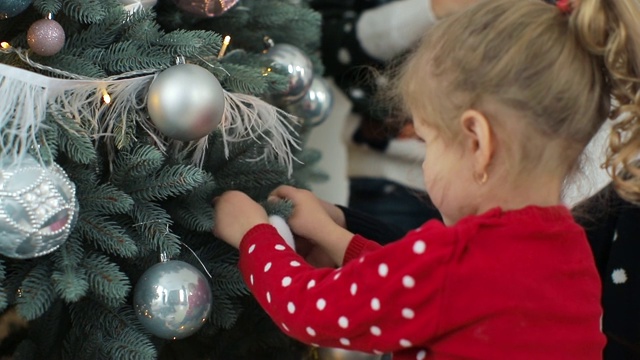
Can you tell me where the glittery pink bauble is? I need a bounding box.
[173,0,239,17]
[27,19,66,57]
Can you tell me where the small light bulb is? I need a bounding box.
[1,42,11,49]
[102,89,111,104]
[217,35,231,59]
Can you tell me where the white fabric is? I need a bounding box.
[356,0,436,62]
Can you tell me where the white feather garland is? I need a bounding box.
[0,62,299,174]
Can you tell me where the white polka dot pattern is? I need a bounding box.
[370,326,382,336]
[402,308,415,319]
[248,244,256,253]
[417,350,427,359]
[371,298,381,311]
[338,316,349,328]
[340,338,351,346]
[290,261,301,267]
[400,339,412,347]
[266,292,271,303]
[403,275,415,288]
[307,279,316,289]
[316,298,326,311]
[333,272,341,280]
[264,262,272,272]
[282,323,289,332]
[249,274,254,285]
[378,263,389,277]
[282,276,292,287]
[275,244,286,251]
[306,327,316,336]
[413,240,426,254]
[350,283,357,296]
[287,302,296,314]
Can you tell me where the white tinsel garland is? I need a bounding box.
[0,51,298,174]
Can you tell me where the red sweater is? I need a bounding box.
[238,206,605,359]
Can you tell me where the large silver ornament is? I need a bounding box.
[285,76,334,126]
[264,44,314,104]
[315,347,384,360]
[147,64,225,142]
[134,260,212,340]
[0,155,77,259]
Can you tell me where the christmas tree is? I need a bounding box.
[0,0,329,358]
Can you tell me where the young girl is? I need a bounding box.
[213,0,640,358]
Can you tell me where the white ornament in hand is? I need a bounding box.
[268,215,295,251]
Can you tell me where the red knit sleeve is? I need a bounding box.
[343,235,383,264]
[238,222,457,355]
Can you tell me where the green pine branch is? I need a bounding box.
[0,260,6,312]
[77,212,139,258]
[124,164,207,202]
[129,201,181,257]
[33,0,63,15]
[16,261,57,321]
[51,233,89,302]
[111,145,165,186]
[78,183,134,214]
[54,115,98,164]
[62,0,111,24]
[82,253,131,307]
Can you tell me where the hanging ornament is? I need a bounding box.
[134,259,212,340]
[268,215,295,250]
[173,0,239,18]
[0,155,77,259]
[285,76,334,127]
[0,0,33,19]
[118,0,157,14]
[264,43,314,105]
[27,16,65,57]
[147,63,225,142]
[312,347,384,360]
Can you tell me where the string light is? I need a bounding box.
[1,42,11,49]
[217,36,231,59]
[102,89,111,104]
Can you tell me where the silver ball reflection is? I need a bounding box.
[134,260,212,340]
[264,43,314,104]
[147,64,225,142]
[285,76,333,126]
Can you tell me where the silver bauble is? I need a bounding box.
[147,64,225,142]
[315,347,383,360]
[264,44,314,104]
[285,76,333,126]
[0,155,77,259]
[27,19,66,57]
[134,260,212,340]
[118,0,157,13]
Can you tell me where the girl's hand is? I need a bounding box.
[212,191,269,248]
[270,185,353,265]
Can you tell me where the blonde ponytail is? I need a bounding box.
[574,0,640,203]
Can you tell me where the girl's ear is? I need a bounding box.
[459,109,494,175]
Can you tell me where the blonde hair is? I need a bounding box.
[396,0,640,202]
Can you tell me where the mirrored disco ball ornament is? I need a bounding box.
[147,64,225,142]
[0,155,77,259]
[134,260,212,340]
[264,43,314,104]
[173,0,239,17]
[285,76,334,126]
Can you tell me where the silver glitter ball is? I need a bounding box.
[27,19,66,57]
[134,260,212,340]
[315,347,384,360]
[0,155,77,259]
[285,76,333,126]
[147,64,225,142]
[265,44,314,104]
